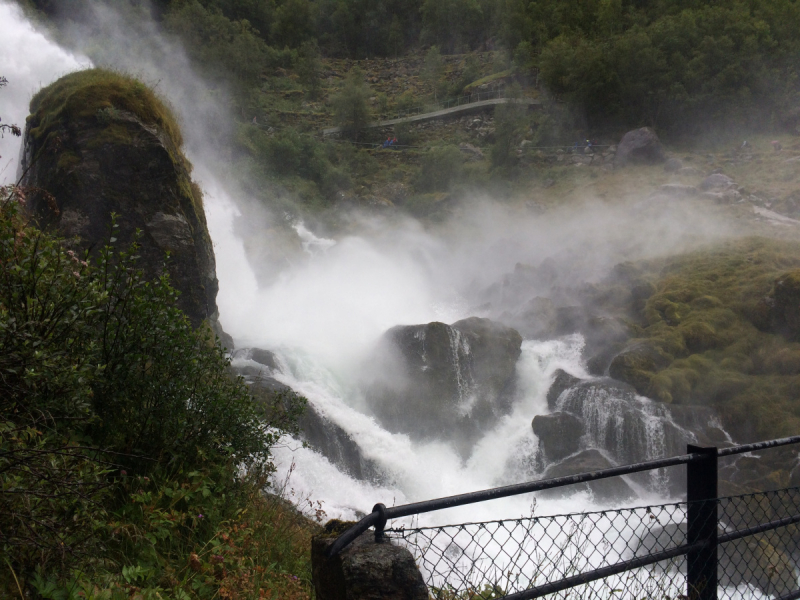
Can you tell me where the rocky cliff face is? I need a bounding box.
[19,69,221,332]
[363,317,522,458]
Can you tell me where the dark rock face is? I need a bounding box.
[232,348,383,482]
[312,529,428,600]
[546,369,581,409]
[301,404,384,482]
[20,70,219,330]
[364,317,522,457]
[537,373,732,495]
[532,411,583,462]
[540,449,636,502]
[614,127,666,166]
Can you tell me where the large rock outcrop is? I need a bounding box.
[312,523,428,600]
[614,127,666,166]
[20,69,220,331]
[536,370,732,495]
[363,317,522,457]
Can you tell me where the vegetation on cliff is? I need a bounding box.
[0,183,312,597]
[601,238,800,444]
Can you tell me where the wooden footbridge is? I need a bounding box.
[322,96,541,136]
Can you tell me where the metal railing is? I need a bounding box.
[328,435,800,600]
[388,89,503,120]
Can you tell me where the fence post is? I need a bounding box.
[686,444,718,600]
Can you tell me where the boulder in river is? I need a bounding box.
[538,372,732,495]
[540,449,636,502]
[532,411,584,462]
[363,317,522,458]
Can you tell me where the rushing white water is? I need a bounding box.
[266,335,614,525]
[0,2,90,183]
[5,7,787,597]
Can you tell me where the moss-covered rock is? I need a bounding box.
[20,69,219,330]
[773,269,800,340]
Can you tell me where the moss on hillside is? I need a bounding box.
[615,238,800,441]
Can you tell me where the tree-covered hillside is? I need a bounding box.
[28,0,800,134]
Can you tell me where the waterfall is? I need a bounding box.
[0,1,90,184]
[1,0,735,528]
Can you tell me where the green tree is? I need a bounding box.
[297,39,322,99]
[271,0,315,47]
[422,45,446,101]
[333,68,373,141]
[415,145,463,191]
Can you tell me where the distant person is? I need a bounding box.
[383,137,391,148]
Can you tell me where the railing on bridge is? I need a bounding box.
[388,89,503,121]
[328,436,800,600]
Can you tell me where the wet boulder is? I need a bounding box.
[614,127,666,166]
[540,449,636,502]
[20,69,222,333]
[546,369,581,409]
[363,317,522,458]
[312,524,428,600]
[541,373,731,494]
[532,411,584,462]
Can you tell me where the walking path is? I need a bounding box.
[322,97,541,136]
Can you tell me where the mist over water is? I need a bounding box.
[0,1,89,183]
[1,0,742,528]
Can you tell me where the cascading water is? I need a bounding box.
[0,2,90,183]
[3,7,768,597]
[0,0,726,518]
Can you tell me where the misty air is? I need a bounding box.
[3,1,800,598]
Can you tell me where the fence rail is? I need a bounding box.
[329,435,800,600]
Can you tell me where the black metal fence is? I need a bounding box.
[328,437,800,600]
[386,487,800,599]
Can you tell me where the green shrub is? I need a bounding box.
[0,187,305,586]
[415,145,464,192]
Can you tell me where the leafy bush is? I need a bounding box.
[415,145,464,192]
[0,186,305,588]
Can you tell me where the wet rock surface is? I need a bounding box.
[364,317,522,457]
[540,449,636,502]
[232,348,383,482]
[20,71,220,330]
[532,411,584,462]
[312,527,428,600]
[537,372,732,494]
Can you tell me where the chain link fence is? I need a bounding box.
[385,487,800,600]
